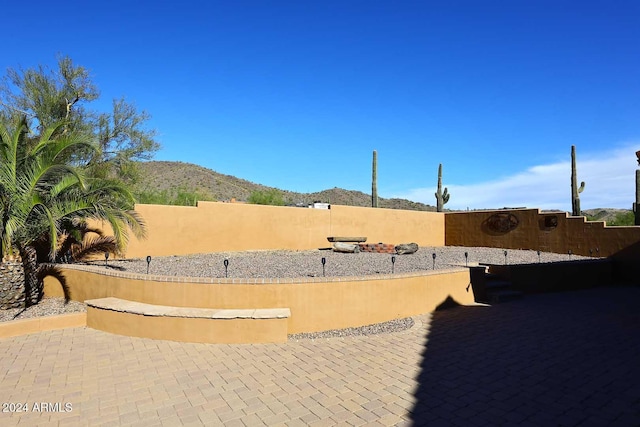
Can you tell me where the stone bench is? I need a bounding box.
[327,236,367,243]
[85,297,291,344]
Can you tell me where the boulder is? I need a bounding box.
[332,242,360,253]
[395,243,419,255]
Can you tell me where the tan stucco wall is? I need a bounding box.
[104,203,444,258]
[44,267,473,334]
[86,307,288,344]
[445,209,640,257]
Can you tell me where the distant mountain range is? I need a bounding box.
[133,161,438,211]
[133,161,631,221]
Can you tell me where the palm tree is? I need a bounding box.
[0,116,146,306]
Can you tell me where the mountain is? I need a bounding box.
[583,208,634,225]
[133,161,438,211]
[132,161,634,220]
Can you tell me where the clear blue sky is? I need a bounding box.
[4,1,640,210]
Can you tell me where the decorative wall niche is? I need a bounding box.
[482,212,520,235]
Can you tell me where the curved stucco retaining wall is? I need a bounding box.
[44,265,474,334]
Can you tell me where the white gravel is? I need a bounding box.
[0,297,86,323]
[86,246,589,278]
[289,317,416,340]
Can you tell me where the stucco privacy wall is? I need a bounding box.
[445,208,640,257]
[116,202,444,258]
[44,267,472,333]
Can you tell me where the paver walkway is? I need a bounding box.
[1,286,639,426]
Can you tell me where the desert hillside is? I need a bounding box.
[133,161,438,211]
[133,161,634,222]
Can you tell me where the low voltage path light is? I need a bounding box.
[504,250,508,265]
[589,249,593,257]
[321,257,326,277]
[104,252,109,267]
[464,251,469,267]
[146,256,151,274]
[568,249,573,259]
[224,259,229,278]
[537,250,541,263]
[432,253,436,270]
[391,255,396,274]
[596,247,600,257]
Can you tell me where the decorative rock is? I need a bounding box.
[395,243,419,255]
[332,242,360,253]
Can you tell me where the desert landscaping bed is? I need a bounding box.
[1,247,589,329]
[85,245,587,278]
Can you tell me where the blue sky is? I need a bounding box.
[3,1,639,210]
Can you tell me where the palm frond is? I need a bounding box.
[71,235,118,260]
[27,121,66,155]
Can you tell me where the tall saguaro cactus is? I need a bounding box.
[571,145,585,216]
[635,151,640,225]
[372,150,378,208]
[435,163,450,212]
[635,170,640,226]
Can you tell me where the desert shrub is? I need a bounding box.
[248,189,286,206]
[608,211,635,226]
[586,210,635,226]
[135,187,215,206]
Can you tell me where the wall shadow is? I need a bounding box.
[407,287,640,425]
[486,259,614,295]
[37,264,70,302]
[611,240,640,284]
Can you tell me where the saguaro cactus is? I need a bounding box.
[435,163,450,212]
[635,152,640,225]
[634,151,640,225]
[372,150,378,208]
[571,145,585,216]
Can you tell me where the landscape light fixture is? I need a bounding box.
[589,249,593,257]
[596,248,600,256]
[104,252,109,267]
[321,257,326,277]
[568,249,572,258]
[537,250,541,263]
[504,250,508,265]
[464,251,468,267]
[224,259,229,278]
[146,256,151,274]
[432,253,436,270]
[391,255,396,274]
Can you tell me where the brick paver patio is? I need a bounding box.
[1,286,639,426]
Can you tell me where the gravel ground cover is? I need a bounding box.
[0,297,86,323]
[87,245,588,279]
[1,247,592,327]
[289,317,416,340]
